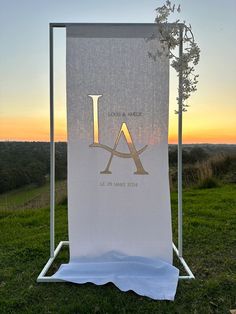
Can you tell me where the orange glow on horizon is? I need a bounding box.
[0,117,67,142]
[1,116,235,144]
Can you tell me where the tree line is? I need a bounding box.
[0,142,66,193]
[1,142,227,194]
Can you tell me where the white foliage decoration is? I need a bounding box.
[149,1,200,112]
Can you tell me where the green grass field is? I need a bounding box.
[0,184,235,313]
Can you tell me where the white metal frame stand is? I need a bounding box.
[37,23,195,283]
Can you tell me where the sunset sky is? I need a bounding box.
[0,0,235,143]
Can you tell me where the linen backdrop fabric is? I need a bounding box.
[53,24,179,300]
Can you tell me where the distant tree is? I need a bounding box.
[189,147,208,164]
[169,147,208,165]
[169,148,177,165]
[26,161,46,187]
[55,142,67,180]
[11,167,30,188]
[0,169,12,193]
[169,148,191,165]
[182,150,191,164]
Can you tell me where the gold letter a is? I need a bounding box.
[101,122,148,175]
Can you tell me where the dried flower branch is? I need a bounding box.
[150,1,200,113]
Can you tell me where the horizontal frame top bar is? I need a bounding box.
[50,23,185,38]
[50,22,185,28]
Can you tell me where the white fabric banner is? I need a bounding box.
[53,24,179,300]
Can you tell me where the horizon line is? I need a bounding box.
[1,140,236,145]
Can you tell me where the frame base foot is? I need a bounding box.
[37,241,195,282]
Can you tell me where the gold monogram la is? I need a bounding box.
[88,95,148,175]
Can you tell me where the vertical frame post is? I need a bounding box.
[178,25,184,257]
[49,24,55,258]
